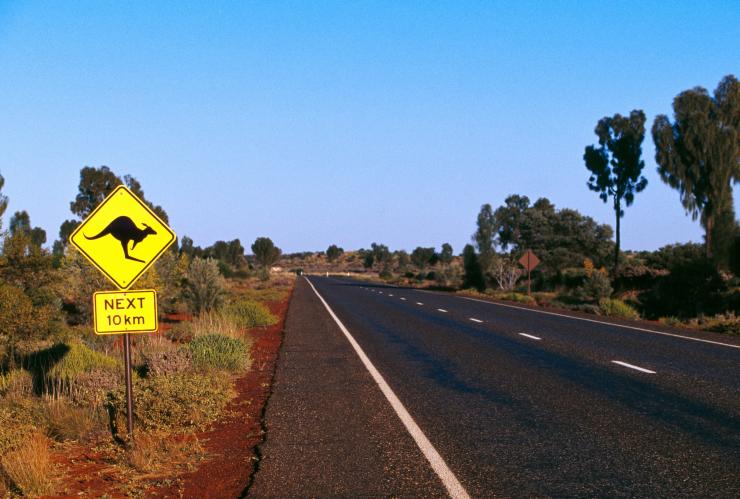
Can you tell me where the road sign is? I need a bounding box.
[69,185,176,290]
[93,289,158,335]
[518,249,540,272]
[518,249,540,296]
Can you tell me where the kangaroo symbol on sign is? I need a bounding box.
[85,216,157,263]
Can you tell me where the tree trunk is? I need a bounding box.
[705,214,714,259]
[614,199,621,276]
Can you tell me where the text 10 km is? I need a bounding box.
[93,289,158,335]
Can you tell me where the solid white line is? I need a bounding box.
[416,302,424,306]
[469,318,483,323]
[519,333,542,341]
[455,295,740,350]
[304,278,470,499]
[437,308,448,313]
[611,360,656,374]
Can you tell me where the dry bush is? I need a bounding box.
[1,432,54,496]
[0,369,33,398]
[142,348,192,377]
[43,400,99,442]
[125,431,204,473]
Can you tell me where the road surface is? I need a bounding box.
[250,276,740,497]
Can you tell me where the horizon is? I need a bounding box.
[1,1,738,254]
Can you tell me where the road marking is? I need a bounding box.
[469,318,483,323]
[389,294,394,297]
[400,297,407,301]
[519,333,542,341]
[453,295,740,350]
[379,291,383,294]
[611,360,656,374]
[437,308,448,313]
[416,302,424,306]
[305,278,470,499]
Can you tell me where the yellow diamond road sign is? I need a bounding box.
[69,185,176,290]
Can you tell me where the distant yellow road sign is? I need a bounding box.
[93,289,158,335]
[69,185,176,289]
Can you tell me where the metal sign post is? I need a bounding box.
[123,333,135,437]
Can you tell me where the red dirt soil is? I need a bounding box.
[46,295,289,498]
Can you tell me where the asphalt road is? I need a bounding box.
[252,276,740,497]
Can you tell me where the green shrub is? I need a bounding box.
[575,271,613,302]
[108,373,234,432]
[227,299,277,328]
[0,403,38,454]
[45,342,119,399]
[494,291,536,305]
[188,334,249,372]
[599,298,640,319]
[185,257,226,314]
[696,313,740,335]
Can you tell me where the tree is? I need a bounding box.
[9,211,46,248]
[326,244,344,262]
[652,75,740,269]
[251,237,281,269]
[370,243,390,269]
[411,247,435,275]
[439,243,454,266]
[69,166,169,221]
[0,173,8,229]
[473,204,496,271]
[462,244,484,291]
[584,110,648,274]
[492,195,531,251]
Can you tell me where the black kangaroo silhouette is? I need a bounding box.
[84,216,157,263]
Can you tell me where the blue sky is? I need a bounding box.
[0,1,738,254]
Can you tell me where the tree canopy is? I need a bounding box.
[584,110,647,273]
[652,74,739,268]
[251,237,282,269]
[491,195,614,275]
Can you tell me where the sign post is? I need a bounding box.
[70,185,175,440]
[518,249,540,296]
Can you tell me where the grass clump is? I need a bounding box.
[0,369,33,398]
[37,341,120,400]
[227,299,277,328]
[188,334,250,372]
[109,373,235,432]
[599,298,640,319]
[0,432,54,496]
[125,431,204,473]
[42,400,99,442]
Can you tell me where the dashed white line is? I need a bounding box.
[400,297,407,301]
[305,277,470,499]
[437,308,448,313]
[389,294,394,297]
[416,302,424,306]
[379,291,383,294]
[611,360,656,374]
[519,333,542,341]
[453,294,740,350]
[469,318,483,323]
